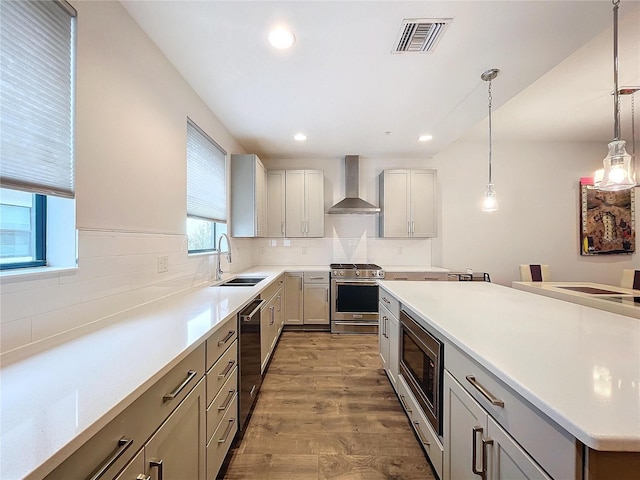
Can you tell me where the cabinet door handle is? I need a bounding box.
[413,421,430,446]
[382,296,391,304]
[217,330,235,346]
[309,276,324,280]
[217,418,236,444]
[269,305,275,325]
[466,375,505,407]
[277,294,282,312]
[411,221,415,233]
[149,459,163,480]
[163,370,198,402]
[399,394,412,414]
[382,315,388,337]
[87,437,133,480]
[471,426,484,479]
[218,361,236,378]
[217,389,236,411]
[281,221,284,235]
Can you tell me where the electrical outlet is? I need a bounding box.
[157,255,169,273]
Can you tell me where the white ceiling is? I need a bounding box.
[121,1,640,160]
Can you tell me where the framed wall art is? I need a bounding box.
[580,183,635,255]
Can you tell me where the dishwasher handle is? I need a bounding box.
[240,298,265,321]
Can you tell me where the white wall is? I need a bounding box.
[0,1,249,354]
[432,139,639,286]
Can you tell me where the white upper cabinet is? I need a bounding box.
[230,154,267,237]
[285,170,324,237]
[266,170,286,237]
[379,169,436,238]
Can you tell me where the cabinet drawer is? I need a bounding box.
[397,375,444,479]
[304,271,329,283]
[207,396,239,479]
[207,340,238,402]
[379,288,399,318]
[206,367,238,442]
[261,274,284,303]
[385,271,448,281]
[446,345,579,480]
[44,343,205,480]
[206,316,238,371]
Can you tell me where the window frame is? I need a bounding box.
[0,193,47,270]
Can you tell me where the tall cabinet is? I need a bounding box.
[285,170,324,237]
[230,154,267,237]
[266,170,286,237]
[379,169,436,238]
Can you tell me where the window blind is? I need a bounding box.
[187,119,227,223]
[0,0,76,198]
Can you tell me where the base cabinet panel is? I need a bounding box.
[207,396,239,479]
[145,379,206,480]
[303,284,329,324]
[444,371,551,480]
[114,449,145,480]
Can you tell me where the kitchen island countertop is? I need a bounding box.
[378,280,640,452]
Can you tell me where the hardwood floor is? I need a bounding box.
[221,332,436,480]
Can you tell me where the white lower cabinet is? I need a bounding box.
[444,371,550,480]
[146,379,207,480]
[285,272,330,326]
[378,301,398,388]
[397,374,444,479]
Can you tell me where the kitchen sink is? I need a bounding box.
[217,276,266,287]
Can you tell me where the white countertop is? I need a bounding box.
[378,280,640,452]
[0,266,295,480]
[381,265,449,273]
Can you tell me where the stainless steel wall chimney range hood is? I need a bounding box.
[328,155,381,214]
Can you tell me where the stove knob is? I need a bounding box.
[340,271,344,276]
[332,270,338,276]
[372,271,378,277]
[355,270,360,276]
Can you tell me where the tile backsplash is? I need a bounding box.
[0,230,253,354]
[0,229,430,355]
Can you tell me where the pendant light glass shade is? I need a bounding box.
[481,183,498,212]
[598,0,635,191]
[600,140,635,190]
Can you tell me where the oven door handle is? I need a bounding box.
[333,280,378,285]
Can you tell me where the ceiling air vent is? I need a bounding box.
[393,18,451,54]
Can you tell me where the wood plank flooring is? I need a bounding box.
[220,332,436,480]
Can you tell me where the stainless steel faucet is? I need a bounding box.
[215,233,232,281]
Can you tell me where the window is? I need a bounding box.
[0,0,76,270]
[0,189,46,269]
[186,119,227,253]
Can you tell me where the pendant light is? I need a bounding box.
[481,68,500,212]
[599,0,635,191]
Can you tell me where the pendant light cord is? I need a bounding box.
[613,0,620,140]
[488,79,493,184]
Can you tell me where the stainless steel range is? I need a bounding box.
[330,263,384,334]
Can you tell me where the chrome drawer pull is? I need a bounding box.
[382,296,391,304]
[218,360,236,378]
[149,459,163,480]
[88,437,133,480]
[399,394,412,414]
[217,331,235,346]
[466,375,505,407]
[413,421,430,446]
[136,475,151,480]
[163,370,197,402]
[395,277,408,280]
[217,390,235,411]
[471,426,484,479]
[217,418,236,443]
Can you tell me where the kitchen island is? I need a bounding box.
[379,280,640,479]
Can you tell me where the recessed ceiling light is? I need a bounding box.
[418,134,433,142]
[269,26,295,49]
[294,133,307,142]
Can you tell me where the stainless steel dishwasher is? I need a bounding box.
[238,297,264,432]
